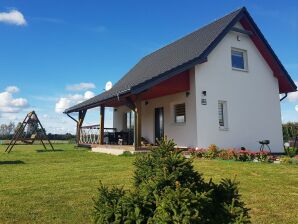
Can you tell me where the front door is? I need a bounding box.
[155,107,164,143]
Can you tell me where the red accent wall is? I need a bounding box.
[101,71,190,107]
[140,71,190,100]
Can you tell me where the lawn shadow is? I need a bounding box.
[0,160,25,165]
[36,149,64,153]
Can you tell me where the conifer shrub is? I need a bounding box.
[93,139,250,223]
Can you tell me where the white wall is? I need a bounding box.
[113,106,129,132]
[194,22,283,152]
[113,22,284,152]
[113,69,197,147]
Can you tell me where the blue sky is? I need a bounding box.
[0,0,297,134]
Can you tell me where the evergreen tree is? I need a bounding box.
[93,139,250,223]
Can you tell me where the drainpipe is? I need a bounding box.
[280,93,288,102]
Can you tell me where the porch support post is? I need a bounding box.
[134,97,142,149]
[77,109,87,145]
[100,106,105,144]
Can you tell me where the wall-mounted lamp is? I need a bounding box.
[114,108,118,112]
[201,91,207,105]
[186,91,190,97]
[237,35,241,41]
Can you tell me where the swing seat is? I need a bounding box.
[22,134,37,144]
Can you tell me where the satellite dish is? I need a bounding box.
[105,81,112,91]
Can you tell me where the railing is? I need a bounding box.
[79,125,116,145]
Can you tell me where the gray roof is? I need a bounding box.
[65,7,296,113]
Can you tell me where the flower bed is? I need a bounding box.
[184,144,297,164]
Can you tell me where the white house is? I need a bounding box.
[65,7,296,153]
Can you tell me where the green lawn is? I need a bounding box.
[0,144,297,224]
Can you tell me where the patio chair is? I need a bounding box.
[107,132,116,144]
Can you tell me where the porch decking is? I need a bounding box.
[91,144,151,155]
[77,124,151,155]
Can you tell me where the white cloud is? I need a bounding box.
[0,87,28,113]
[0,10,27,26]
[84,90,95,99]
[11,98,27,107]
[55,98,72,113]
[0,113,18,121]
[66,82,96,91]
[55,91,95,113]
[295,105,298,112]
[287,81,298,102]
[288,92,298,102]
[5,86,19,93]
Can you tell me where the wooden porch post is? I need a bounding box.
[100,106,105,144]
[134,97,142,149]
[77,110,86,145]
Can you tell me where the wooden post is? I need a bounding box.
[134,97,142,149]
[77,110,86,145]
[100,106,105,144]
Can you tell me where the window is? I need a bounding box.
[125,111,135,130]
[231,48,247,71]
[218,101,228,130]
[174,103,186,123]
[124,111,135,145]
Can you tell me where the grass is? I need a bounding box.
[0,144,297,224]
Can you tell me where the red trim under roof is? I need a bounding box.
[139,71,190,100]
[101,71,190,107]
[240,14,296,93]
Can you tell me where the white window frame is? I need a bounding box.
[231,48,248,72]
[174,103,186,124]
[218,101,228,130]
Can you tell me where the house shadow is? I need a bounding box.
[0,160,25,165]
[35,149,64,153]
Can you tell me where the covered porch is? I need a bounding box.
[66,70,191,151]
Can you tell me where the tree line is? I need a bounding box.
[1,121,296,142]
[0,122,75,140]
[282,122,298,142]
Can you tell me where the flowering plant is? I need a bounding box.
[186,145,277,163]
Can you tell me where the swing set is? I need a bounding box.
[5,111,54,153]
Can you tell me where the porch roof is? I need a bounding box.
[65,7,296,113]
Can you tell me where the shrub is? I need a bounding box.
[205,144,218,159]
[93,139,250,223]
[285,147,298,158]
[234,150,253,162]
[184,148,207,158]
[195,148,207,158]
[255,151,270,162]
[280,156,298,165]
[218,148,236,160]
[187,147,276,163]
[120,151,134,157]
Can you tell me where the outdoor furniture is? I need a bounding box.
[22,134,37,144]
[107,132,116,144]
[115,131,129,145]
[259,140,271,153]
[5,111,54,153]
